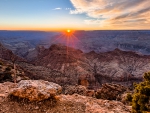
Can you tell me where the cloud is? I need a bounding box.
[66,8,71,10]
[53,7,62,10]
[70,0,150,29]
[84,19,101,25]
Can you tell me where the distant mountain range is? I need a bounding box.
[0,30,150,58]
[0,30,59,57]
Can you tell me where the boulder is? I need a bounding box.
[10,80,62,101]
[64,85,87,96]
[0,81,131,113]
[95,83,127,100]
[63,85,95,97]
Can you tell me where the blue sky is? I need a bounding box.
[0,0,150,31]
[0,0,87,30]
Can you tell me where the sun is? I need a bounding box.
[65,29,72,36]
[67,29,71,33]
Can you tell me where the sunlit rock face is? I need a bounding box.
[10,80,62,101]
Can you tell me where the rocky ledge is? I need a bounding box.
[95,83,127,100]
[10,80,62,101]
[0,80,131,113]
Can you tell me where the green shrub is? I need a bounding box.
[132,72,150,113]
[126,93,132,102]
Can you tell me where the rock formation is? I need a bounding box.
[95,83,127,100]
[1,42,150,89]
[0,59,29,83]
[63,85,87,95]
[0,81,131,113]
[10,80,62,101]
[29,44,150,88]
[63,85,95,97]
[33,44,85,69]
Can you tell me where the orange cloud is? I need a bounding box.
[70,0,150,29]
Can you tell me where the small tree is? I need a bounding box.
[132,72,150,113]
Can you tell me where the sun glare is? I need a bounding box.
[67,29,71,33]
[50,29,80,59]
[65,29,72,36]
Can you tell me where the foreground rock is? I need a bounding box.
[10,80,62,101]
[0,94,131,113]
[95,83,127,100]
[0,81,131,113]
[63,85,95,97]
[57,94,131,113]
[64,85,87,95]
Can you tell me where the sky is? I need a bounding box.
[0,0,150,31]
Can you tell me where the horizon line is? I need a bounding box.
[0,29,150,32]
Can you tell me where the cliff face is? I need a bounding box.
[85,48,150,80]
[29,44,150,88]
[0,43,29,83]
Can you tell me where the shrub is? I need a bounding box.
[132,72,150,113]
[126,93,132,102]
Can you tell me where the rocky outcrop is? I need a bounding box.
[33,44,85,69]
[63,85,95,97]
[84,48,150,88]
[78,74,97,88]
[63,85,87,95]
[0,82,16,97]
[10,80,62,101]
[57,94,131,113]
[18,62,69,86]
[0,81,131,113]
[95,83,127,100]
[0,59,29,83]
